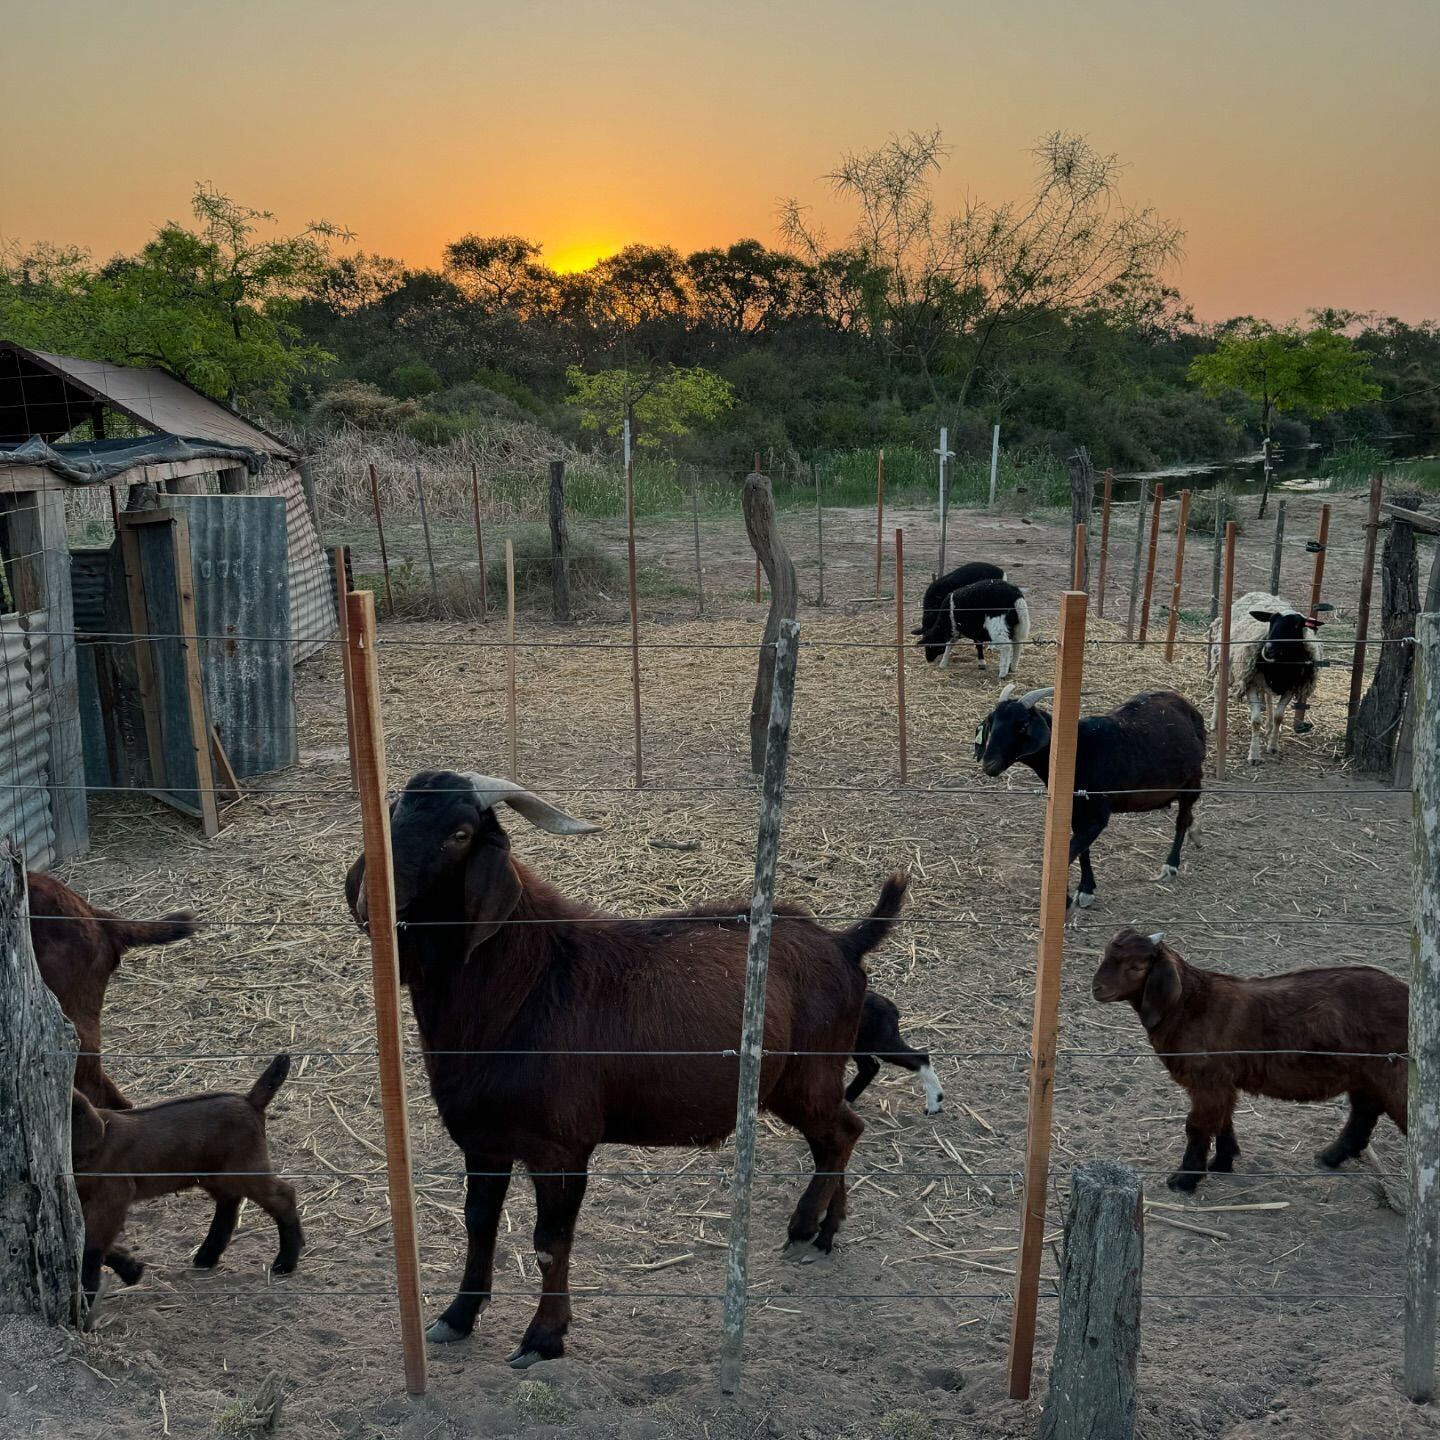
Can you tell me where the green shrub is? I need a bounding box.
[310,379,420,432]
[1183,485,1244,536]
[389,360,444,398]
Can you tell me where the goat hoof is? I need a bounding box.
[270,1256,298,1276]
[782,1238,820,1264]
[1075,891,1096,910]
[1295,720,1314,735]
[507,1338,563,1369]
[924,1099,944,1117]
[1316,1146,1348,1170]
[1165,1170,1202,1194]
[426,1317,472,1345]
[1158,865,1178,882]
[192,1254,221,1271]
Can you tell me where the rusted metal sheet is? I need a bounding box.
[253,467,335,663]
[0,611,55,869]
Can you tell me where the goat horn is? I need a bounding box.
[1019,686,1054,707]
[460,774,599,836]
[997,683,1017,703]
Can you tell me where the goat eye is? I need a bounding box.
[451,828,471,843]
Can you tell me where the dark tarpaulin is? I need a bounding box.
[0,435,266,485]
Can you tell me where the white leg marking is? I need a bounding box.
[1247,690,1265,765]
[939,642,953,670]
[1075,890,1097,909]
[920,1064,944,1115]
[1158,863,1178,881]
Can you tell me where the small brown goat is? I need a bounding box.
[71,1053,303,1308]
[1092,928,1408,1192]
[30,871,198,1108]
[346,770,907,1368]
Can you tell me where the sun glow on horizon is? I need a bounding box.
[546,241,620,275]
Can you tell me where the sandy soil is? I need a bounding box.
[3,488,1436,1440]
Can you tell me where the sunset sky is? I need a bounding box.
[3,0,1437,321]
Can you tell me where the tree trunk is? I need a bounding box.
[1354,501,1419,778]
[744,474,798,774]
[1039,1161,1143,1440]
[548,460,571,622]
[0,844,83,1326]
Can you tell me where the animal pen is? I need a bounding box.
[2,442,1439,1436]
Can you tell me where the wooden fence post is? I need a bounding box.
[988,423,1001,510]
[691,466,705,617]
[875,450,885,598]
[0,848,82,1327]
[1096,470,1114,617]
[1214,521,1237,780]
[744,474,799,774]
[1072,523,1087,590]
[814,461,825,607]
[1008,589,1088,1401]
[367,463,394,617]
[1307,502,1332,623]
[1269,499,1287,596]
[895,528,908,783]
[1406,612,1440,1401]
[720,617,800,1395]
[471,461,488,620]
[1137,484,1165,646]
[548,460,570,623]
[414,468,439,614]
[1164,490,1192,663]
[334,547,358,786]
[1039,1161,1143,1440]
[625,454,643,788]
[1209,492,1226,624]
[1125,482,1150,642]
[344,590,428,1396]
[506,539,518,782]
[1346,475,1384,754]
[937,427,953,579]
[1067,448,1094,590]
[1355,501,1420,779]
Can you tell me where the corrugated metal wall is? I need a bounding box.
[0,611,55,869]
[253,467,335,663]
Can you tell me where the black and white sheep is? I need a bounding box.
[1208,591,1324,766]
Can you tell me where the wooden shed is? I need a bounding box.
[0,344,336,866]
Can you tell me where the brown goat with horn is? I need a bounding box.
[345,769,907,1368]
[1092,928,1408,1192]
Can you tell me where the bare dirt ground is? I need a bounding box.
[4,488,1437,1439]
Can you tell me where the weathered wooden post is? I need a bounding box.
[988,423,1001,511]
[895,528,908,782]
[1355,500,1420,779]
[1008,589,1088,1400]
[414,467,440,614]
[506,539,519,782]
[936,427,954,578]
[1164,490,1192,663]
[471,460,488,620]
[720,617,800,1394]
[1307,502,1332,623]
[691,465,705,617]
[1072,523,1087,590]
[1215,521,1237,779]
[334,547,358,786]
[625,453,643,787]
[743,473,799,774]
[1039,1161,1143,1440]
[874,450,886,598]
[1345,475,1384,754]
[1067,448,1094,591]
[1269,499,1287,596]
[1137,483,1165,646]
[814,461,826,607]
[1209,491,1226,624]
[548,460,571,622]
[1125,481,1151,642]
[1096,469,1114,617]
[0,848,82,1327]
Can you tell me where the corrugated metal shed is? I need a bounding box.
[0,612,55,869]
[253,467,336,662]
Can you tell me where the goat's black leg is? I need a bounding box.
[1067,800,1110,910]
[784,1104,863,1256]
[81,1246,105,1309]
[844,1053,881,1105]
[510,1163,589,1368]
[1162,791,1200,879]
[105,1246,145,1286]
[193,1196,241,1269]
[1168,1090,1235,1191]
[1318,1092,1384,1169]
[429,1154,513,1344]
[1210,1121,1241,1172]
[974,641,986,672]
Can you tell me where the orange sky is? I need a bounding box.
[3,0,1437,321]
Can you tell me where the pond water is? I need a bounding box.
[1112,434,1435,501]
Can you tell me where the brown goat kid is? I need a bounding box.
[71,1053,303,1309]
[30,871,198,1108]
[346,770,907,1369]
[1093,928,1408,1192]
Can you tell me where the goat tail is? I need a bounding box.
[838,873,909,965]
[1012,594,1032,643]
[247,1053,292,1111]
[107,911,200,950]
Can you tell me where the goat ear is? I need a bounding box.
[1249,610,1276,624]
[1138,953,1181,1030]
[345,854,369,930]
[461,833,523,963]
[71,1089,106,1157]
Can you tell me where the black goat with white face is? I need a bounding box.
[975,684,1207,911]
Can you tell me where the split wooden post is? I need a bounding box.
[1072,523,1087,589]
[743,474,799,774]
[368,463,394,617]
[505,539,518,781]
[814,461,825,606]
[333,548,358,786]
[1125,481,1150,642]
[470,461,487,620]
[895,528,908,783]
[874,450,886,598]
[1269,499,1287,596]
[344,589,428,1397]
[1405,611,1440,1402]
[1007,588,1088,1401]
[1214,521,1237,780]
[720,617,800,1395]
[414,467,440,615]
[171,516,221,839]
[1356,501,1421,780]
[1039,1161,1143,1440]
[1345,475,1384,754]
[1307,502,1332,623]
[1163,490,1192,663]
[691,466,705,617]
[1096,469,1114,617]
[1137,484,1164,646]
[548,460,570,622]
[988,423,1001,510]
[625,454,643,788]
[1209,492,1226,624]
